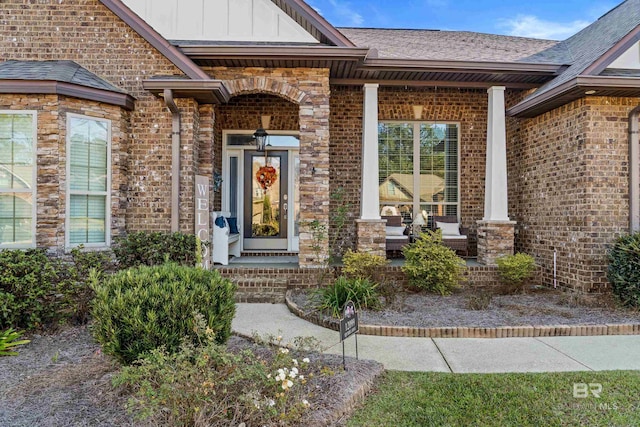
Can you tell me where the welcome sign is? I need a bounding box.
[195,175,210,269]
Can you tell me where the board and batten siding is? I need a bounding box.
[122,0,319,43]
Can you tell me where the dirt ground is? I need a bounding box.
[0,326,382,427]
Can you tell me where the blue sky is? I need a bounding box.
[308,0,621,40]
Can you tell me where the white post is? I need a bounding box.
[484,86,510,221]
[361,83,380,220]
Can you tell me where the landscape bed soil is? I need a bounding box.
[0,326,382,427]
[290,288,640,328]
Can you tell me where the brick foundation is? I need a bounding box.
[477,220,516,265]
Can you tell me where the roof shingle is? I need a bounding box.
[0,60,127,94]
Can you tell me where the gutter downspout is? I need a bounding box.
[164,89,180,233]
[630,106,640,233]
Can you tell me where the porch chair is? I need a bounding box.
[431,215,469,257]
[382,215,410,255]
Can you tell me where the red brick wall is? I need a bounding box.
[0,0,195,234]
[508,96,640,291]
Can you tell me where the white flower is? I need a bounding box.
[268,399,275,407]
[292,359,298,366]
[282,379,293,390]
[279,348,289,354]
[302,358,310,363]
[277,335,282,341]
[302,399,310,407]
[299,375,305,381]
[289,367,298,378]
[267,374,271,379]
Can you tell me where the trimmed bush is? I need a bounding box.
[90,263,236,364]
[608,233,640,308]
[341,249,389,282]
[313,276,381,318]
[112,231,203,268]
[0,249,65,330]
[402,230,466,295]
[496,253,536,291]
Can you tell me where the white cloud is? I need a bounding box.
[326,0,364,26]
[499,14,590,40]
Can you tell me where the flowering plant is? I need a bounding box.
[256,165,278,190]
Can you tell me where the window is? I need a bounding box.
[0,111,36,248]
[379,122,459,223]
[66,115,110,247]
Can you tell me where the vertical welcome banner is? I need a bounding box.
[195,175,210,269]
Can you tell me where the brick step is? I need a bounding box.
[231,277,288,304]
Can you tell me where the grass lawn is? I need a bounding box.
[346,370,640,426]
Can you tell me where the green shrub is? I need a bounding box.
[607,233,640,308]
[342,249,389,282]
[112,231,202,268]
[0,249,65,330]
[0,248,115,330]
[401,230,466,295]
[114,317,315,426]
[0,328,30,356]
[496,253,536,291]
[90,263,236,364]
[313,276,381,318]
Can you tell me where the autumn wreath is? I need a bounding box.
[256,165,278,190]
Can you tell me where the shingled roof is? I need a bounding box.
[0,60,127,93]
[339,28,566,64]
[0,60,135,109]
[509,0,640,116]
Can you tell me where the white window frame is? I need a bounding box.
[65,113,112,249]
[378,120,461,220]
[0,110,37,249]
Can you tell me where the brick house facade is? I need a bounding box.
[1,0,639,291]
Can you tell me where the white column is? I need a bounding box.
[484,86,510,221]
[361,83,380,219]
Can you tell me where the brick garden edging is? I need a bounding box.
[285,291,640,338]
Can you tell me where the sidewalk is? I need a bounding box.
[232,303,640,373]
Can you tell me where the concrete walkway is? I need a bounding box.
[232,303,640,373]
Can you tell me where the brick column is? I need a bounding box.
[477,86,515,264]
[356,219,386,257]
[356,84,386,255]
[477,220,516,265]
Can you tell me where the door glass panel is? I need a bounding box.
[251,155,281,237]
[229,156,238,217]
[293,154,300,237]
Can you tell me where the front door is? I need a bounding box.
[243,150,289,250]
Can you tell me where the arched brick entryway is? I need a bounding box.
[216,71,331,267]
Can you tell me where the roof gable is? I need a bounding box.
[122,0,318,44]
[510,0,640,117]
[119,0,353,47]
[604,40,640,70]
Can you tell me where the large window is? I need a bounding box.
[0,111,36,248]
[66,115,111,247]
[379,122,459,224]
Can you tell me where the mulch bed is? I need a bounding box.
[289,286,640,329]
[0,325,382,427]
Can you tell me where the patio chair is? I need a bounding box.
[382,215,410,255]
[431,215,469,257]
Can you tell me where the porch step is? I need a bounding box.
[231,277,288,304]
